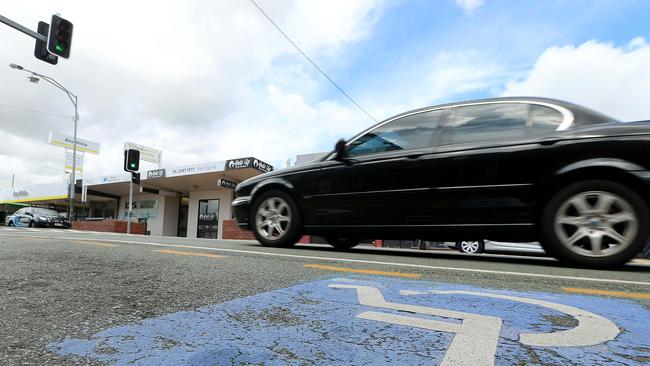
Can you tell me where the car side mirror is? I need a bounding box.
[26,212,33,216]
[334,139,348,161]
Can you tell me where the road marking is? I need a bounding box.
[2,233,650,286]
[563,287,650,300]
[154,249,224,259]
[402,289,619,347]
[332,284,501,366]
[71,241,119,248]
[304,263,421,278]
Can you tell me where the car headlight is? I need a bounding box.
[38,216,48,221]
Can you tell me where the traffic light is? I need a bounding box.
[124,149,140,172]
[131,172,141,185]
[34,22,58,65]
[47,15,73,58]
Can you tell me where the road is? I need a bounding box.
[1,228,649,365]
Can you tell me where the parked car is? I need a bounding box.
[450,240,545,255]
[232,97,650,267]
[6,207,70,228]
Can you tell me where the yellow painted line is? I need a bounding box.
[563,287,650,300]
[72,241,119,248]
[304,263,421,278]
[154,249,225,259]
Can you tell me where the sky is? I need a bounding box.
[0,0,649,190]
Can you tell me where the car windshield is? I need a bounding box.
[33,208,61,217]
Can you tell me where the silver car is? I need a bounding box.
[452,240,546,255]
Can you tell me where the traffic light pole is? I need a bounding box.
[0,15,47,42]
[127,180,133,234]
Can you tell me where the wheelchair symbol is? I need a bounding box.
[330,284,619,366]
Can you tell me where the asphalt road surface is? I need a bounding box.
[1,228,649,365]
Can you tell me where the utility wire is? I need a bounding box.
[249,0,378,123]
[0,102,73,119]
[0,152,66,173]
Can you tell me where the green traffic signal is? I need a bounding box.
[55,43,64,52]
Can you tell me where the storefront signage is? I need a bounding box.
[48,131,101,154]
[124,142,162,164]
[167,161,225,178]
[146,169,166,179]
[225,157,273,173]
[12,190,29,197]
[217,179,237,189]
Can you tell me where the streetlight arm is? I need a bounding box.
[17,66,77,107]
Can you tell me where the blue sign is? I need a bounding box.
[49,277,650,365]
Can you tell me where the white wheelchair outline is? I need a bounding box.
[330,284,619,366]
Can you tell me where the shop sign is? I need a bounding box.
[147,169,166,179]
[12,190,29,198]
[48,131,101,154]
[225,157,273,173]
[217,179,237,189]
[167,161,225,177]
[124,142,162,164]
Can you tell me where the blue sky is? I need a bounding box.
[289,0,650,116]
[1,0,649,185]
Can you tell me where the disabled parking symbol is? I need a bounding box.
[50,278,650,365]
[331,284,620,366]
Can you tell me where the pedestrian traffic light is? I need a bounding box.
[34,21,58,65]
[124,149,140,172]
[47,15,73,58]
[131,172,141,185]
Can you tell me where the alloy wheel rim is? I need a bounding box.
[461,241,480,253]
[255,197,292,241]
[554,190,638,258]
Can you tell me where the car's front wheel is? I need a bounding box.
[326,237,360,250]
[28,221,34,228]
[7,221,14,227]
[456,240,485,254]
[250,190,302,247]
[541,180,649,267]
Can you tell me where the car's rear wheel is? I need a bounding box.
[28,221,34,228]
[325,237,360,250]
[541,180,649,267]
[456,240,485,254]
[250,190,302,247]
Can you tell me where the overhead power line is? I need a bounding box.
[0,102,73,119]
[248,0,378,123]
[0,151,66,173]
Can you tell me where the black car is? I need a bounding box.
[6,207,70,228]
[233,97,650,267]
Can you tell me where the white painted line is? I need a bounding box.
[25,228,41,231]
[333,284,501,366]
[403,290,620,347]
[2,234,650,286]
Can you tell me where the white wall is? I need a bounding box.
[187,188,234,239]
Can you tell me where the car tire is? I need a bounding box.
[250,190,302,247]
[8,221,14,227]
[456,240,485,254]
[541,179,649,267]
[325,237,360,250]
[28,221,34,228]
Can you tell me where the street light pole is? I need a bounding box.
[9,63,79,220]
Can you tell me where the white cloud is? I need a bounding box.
[455,0,485,14]
[0,0,385,187]
[502,38,650,121]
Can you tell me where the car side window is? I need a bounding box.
[440,103,528,145]
[529,104,563,134]
[347,109,446,157]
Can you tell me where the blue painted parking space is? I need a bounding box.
[50,277,650,365]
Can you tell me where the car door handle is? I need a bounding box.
[539,138,559,146]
